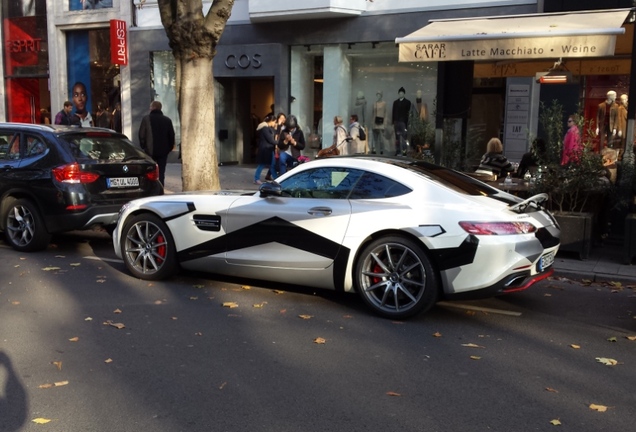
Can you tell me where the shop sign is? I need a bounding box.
[224,54,262,70]
[399,35,617,62]
[6,38,42,53]
[110,19,127,66]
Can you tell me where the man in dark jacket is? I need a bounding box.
[138,101,175,186]
[54,101,74,125]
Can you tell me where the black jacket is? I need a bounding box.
[138,109,175,158]
[277,127,306,159]
[256,126,276,165]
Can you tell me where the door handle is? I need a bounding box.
[308,206,333,216]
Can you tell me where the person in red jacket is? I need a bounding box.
[561,114,582,166]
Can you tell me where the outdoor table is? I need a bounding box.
[486,178,534,196]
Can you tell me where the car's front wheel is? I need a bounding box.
[121,213,178,280]
[3,197,51,252]
[355,235,438,319]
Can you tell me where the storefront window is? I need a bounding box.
[69,0,114,11]
[2,0,49,123]
[149,51,181,144]
[292,44,436,156]
[66,29,121,129]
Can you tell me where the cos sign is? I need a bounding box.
[225,54,262,70]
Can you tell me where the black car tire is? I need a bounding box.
[3,197,51,252]
[121,213,178,280]
[354,235,438,319]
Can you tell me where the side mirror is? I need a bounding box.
[259,181,282,197]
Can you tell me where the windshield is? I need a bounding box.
[59,132,147,162]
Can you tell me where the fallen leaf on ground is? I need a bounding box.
[70,263,81,267]
[189,296,198,300]
[195,332,203,336]
[96,279,106,283]
[69,337,79,342]
[607,337,617,342]
[11,301,20,305]
[299,315,313,320]
[41,266,61,271]
[609,281,622,289]
[470,356,481,360]
[55,255,65,258]
[52,361,62,371]
[241,285,251,290]
[38,383,53,389]
[627,336,636,341]
[84,317,92,321]
[432,332,442,337]
[113,308,122,314]
[589,404,608,412]
[386,391,401,396]
[171,317,178,320]
[253,303,265,308]
[550,419,562,426]
[545,387,559,393]
[54,381,68,387]
[223,302,239,308]
[314,337,326,344]
[273,290,284,294]
[219,382,227,390]
[461,343,485,348]
[596,357,618,366]
[39,381,68,389]
[544,293,552,297]
[104,358,113,363]
[32,418,51,424]
[570,344,581,349]
[581,279,592,285]
[193,284,205,289]
[103,320,125,329]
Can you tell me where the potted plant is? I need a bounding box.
[532,100,609,260]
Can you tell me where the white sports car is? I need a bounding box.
[113,156,560,319]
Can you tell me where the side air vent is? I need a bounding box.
[193,215,221,232]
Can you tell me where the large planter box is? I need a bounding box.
[555,211,593,260]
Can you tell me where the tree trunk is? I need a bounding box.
[157,0,234,191]
[179,57,220,191]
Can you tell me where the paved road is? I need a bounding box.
[1,231,635,432]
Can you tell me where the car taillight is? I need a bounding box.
[459,221,537,235]
[52,162,100,184]
[145,164,159,182]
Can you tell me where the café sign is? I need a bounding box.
[399,35,617,62]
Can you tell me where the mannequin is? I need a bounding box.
[372,91,387,154]
[616,94,627,150]
[596,90,618,149]
[354,91,367,126]
[415,89,429,122]
[392,87,412,155]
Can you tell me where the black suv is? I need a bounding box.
[0,123,163,251]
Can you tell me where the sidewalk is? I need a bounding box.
[164,162,636,284]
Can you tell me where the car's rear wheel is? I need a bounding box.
[3,197,51,252]
[355,235,438,319]
[121,213,177,280]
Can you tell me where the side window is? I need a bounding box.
[280,168,363,199]
[349,172,412,199]
[0,133,22,161]
[25,135,48,157]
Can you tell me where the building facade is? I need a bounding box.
[1,0,633,167]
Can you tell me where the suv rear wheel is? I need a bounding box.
[3,197,51,252]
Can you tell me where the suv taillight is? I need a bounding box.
[52,162,100,184]
[145,164,160,182]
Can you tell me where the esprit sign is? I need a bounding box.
[110,19,128,66]
[399,35,617,62]
[6,38,42,53]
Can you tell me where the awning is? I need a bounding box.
[396,9,632,62]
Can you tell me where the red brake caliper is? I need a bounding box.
[156,234,166,264]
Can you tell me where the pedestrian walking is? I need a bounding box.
[254,114,277,184]
[54,101,74,125]
[138,100,175,186]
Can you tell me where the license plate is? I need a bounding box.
[538,251,555,272]
[107,177,139,188]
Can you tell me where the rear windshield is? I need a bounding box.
[58,132,146,162]
[397,160,502,196]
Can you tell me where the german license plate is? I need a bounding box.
[107,177,139,188]
[538,251,555,272]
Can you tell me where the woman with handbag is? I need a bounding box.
[334,115,350,155]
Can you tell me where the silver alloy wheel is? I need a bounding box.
[358,242,427,315]
[7,204,36,247]
[124,220,169,275]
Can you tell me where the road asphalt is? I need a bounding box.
[164,160,636,285]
